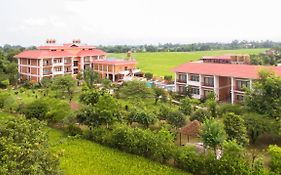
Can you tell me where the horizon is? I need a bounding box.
[1,0,281,46]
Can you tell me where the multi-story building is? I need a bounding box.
[15,40,137,82]
[173,62,281,104]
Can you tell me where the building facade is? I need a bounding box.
[174,62,281,104]
[15,40,137,82]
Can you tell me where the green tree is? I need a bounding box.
[167,110,186,128]
[128,109,157,128]
[52,75,76,101]
[223,113,248,146]
[179,97,192,115]
[79,89,101,105]
[152,86,168,104]
[118,80,154,99]
[206,91,218,118]
[201,118,226,154]
[190,109,211,122]
[23,100,49,120]
[0,117,60,174]
[77,94,121,127]
[245,70,281,118]
[243,113,276,144]
[83,68,100,88]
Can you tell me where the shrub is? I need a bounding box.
[268,145,281,174]
[190,109,211,122]
[128,109,157,128]
[66,124,83,136]
[218,103,245,116]
[174,146,204,174]
[144,72,153,80]
[23,100,49,120]
[166,110,186,128]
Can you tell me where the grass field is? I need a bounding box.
[110,48,267,76]
[49,129,188,175]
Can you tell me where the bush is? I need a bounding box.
[268,145,281,174]
[66,124,83,136]
[218,103,245,116]
[190,109,211,122]
[23,100,49,120]
[144,72,153,80]
[0,117,61,174]
[166,110,186,128]
[128,109,157,128]
[174,146,204,174]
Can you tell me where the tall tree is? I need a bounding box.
[52,75,76,101]
[223,113,248,146]
[245,70,281,119]
[83,68,100,88]
[201,118,226,154]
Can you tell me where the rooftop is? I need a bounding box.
[92,58,136,65]
[173,62,281,79]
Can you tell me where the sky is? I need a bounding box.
[0,0,280,46]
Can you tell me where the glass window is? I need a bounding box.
[191,87,200,95]
[73,61,78,67]
[190,74,199,82]
[204,77,214,86]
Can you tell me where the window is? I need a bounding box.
[73,68,79,74]
[178,74,187,82]
[190,74,199,82]
[28,67,31,73]
[191,87,200,95]
[64,58,71,64]
[204,77,214,86]
[28,59,31,65]
[125,66,128,71]
[84,57,90,62]
[237,80,250,90]
[54,58,62,64]
[178,86,185,93]
[43,60,50,66]
[73,61,78,67]
[54,67,62,72]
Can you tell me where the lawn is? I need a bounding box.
[49,129,188,175]
[110,48,267,76]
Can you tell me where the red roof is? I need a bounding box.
[77,49,107,57]
[15,50,75,59]
[15,49,106,59]
[37,43,96,50]
[173,62,281,79]
[92,59,136,65]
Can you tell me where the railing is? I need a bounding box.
[176,79,187,83]
[43,71,52,75]
[201,82,214,87]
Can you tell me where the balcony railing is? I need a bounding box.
[43,64,52,66]
[43,71,52,75]
[201,82,214,87]
[234,86,248,92]
[176,79,187,83]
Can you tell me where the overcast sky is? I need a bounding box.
[0,0,280,46]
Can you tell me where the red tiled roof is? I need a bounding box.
[15,48,106,59]
[14,50,75,59]
[37,43,96,50]
[77,49,107,57]
[92,59,136,65]
[173,62,281,79]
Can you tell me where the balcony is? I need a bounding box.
[201,82,214,87]
[43,71,52,75]
[234,86,248,92]
[43,63,52,67]
[176,79,187,83]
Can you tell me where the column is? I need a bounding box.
[18,58,21,81]
[231,77,234,104]
[214,76,219,100]
[39,59,43,81]
[174,73,177,92]
[51,58,54,78]
[249,79,253,90]
[199,74,203,98]
[81,57,84,71]
[62,57,65,74]
[113,66,115,82]
[71,57,74,74]
[106,65,109,79]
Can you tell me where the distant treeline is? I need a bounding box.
[97,40,281,53]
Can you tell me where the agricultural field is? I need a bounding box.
[110,48,267,76]
[48,129,188,175]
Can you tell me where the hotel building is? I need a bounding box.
[15,40,138,82]
[174,56,281,104]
